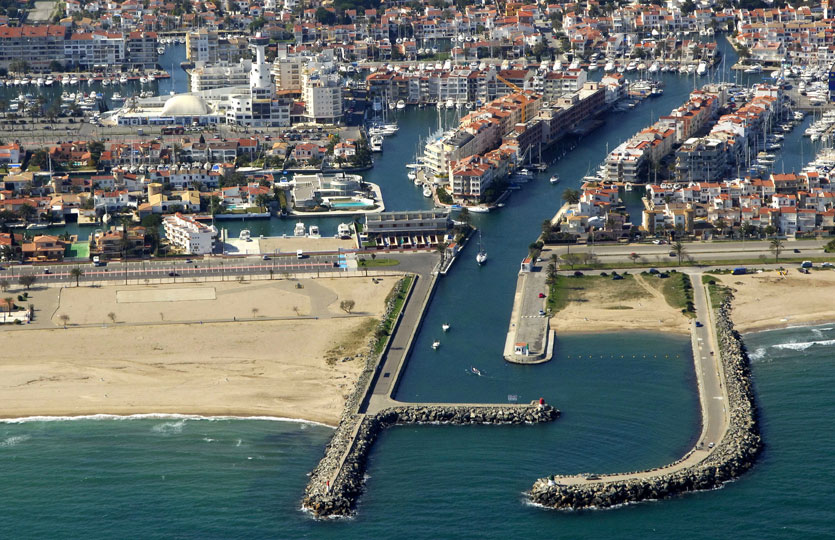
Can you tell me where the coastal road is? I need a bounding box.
[0,251,433,286]
[552,271,730,486]
[549,239,829,264]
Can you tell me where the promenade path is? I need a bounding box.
[551,271,730,486]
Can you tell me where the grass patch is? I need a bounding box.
[373,275,413,355]
[546,274,644,314]
[570,255,834,271]
[324,317,377,366]
[641,271,695,316]
[358,257,400,268]
[701,274,733,309]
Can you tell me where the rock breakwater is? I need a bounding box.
[528,297,762,510]
[303,403,559,517]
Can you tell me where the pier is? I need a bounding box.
[528,274,761,509]
[502,262,554,364]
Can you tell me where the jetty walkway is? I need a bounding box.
[302,256,560,517]
[529,273,762,509]
[502,263,554,364]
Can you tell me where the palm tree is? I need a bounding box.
[769,238,784,263]
[672,240,685,266]
[59,314,70,328]
[70,267,83,287]
[3,297,13,314]
[561,189,581,205]
[436,241,448,266]
[0,279,9,292]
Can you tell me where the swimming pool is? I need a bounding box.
[331,201,373,209]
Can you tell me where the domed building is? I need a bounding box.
[160,95,210,117]
[106,35,290,128]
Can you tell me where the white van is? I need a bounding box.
[297,249,304,259]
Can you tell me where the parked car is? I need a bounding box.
[538,293,546,298]
[168,272,180,277]
[695,321,703,328]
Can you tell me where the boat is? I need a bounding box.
[432,340,440,350]
[370,135,383,152]
[337,223,352,239]
[445,98,455,109]
[744,65,762,74]
[308,225,320,238]
[294,221,306,236]
[120,74,128,84]
[25,223,49,230]
[624,182,633,192]
[423,186,433,198]
[468,206,490,213]
[471,366,482,376]
[697,61,707,76]
[442,323,450,332]
[407,170,417,181]
[475,231,487,265]
[239,229,251,241]
[396,99,406,110]
[549,174,560,184]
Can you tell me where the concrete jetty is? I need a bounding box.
[527,281,762,509]
[301,258,560,518]
[503,261,554,364]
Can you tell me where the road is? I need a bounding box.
[0,251,432,286]
[553,270,729,486]
[550,239,828,265]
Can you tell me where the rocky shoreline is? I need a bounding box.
[303,404,560,518]
[528,297,762,510]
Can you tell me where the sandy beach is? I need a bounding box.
[0,277,397,425]
[714,270,835,332]
[550,274,690,334]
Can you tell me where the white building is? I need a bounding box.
[302,66,343,124]
[225,34,291,127]
[189,61,251,92]
[163,212,218,255]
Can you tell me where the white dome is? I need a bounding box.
[160,95,209,116]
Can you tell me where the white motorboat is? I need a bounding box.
[549,174,560,184]
[407,170,417,180]
[120,74,128,84]
[468,206,490,213]
[432,340,440,350]
[294,221,306,236]
[697,61,707,76]
[337,223,352,239]
[370,135,383,152]
[239,229,251,241]
[442,323,450,332]
[396,99,406,110]
[25,223,49,230]
[423,186,433,198]
[308,225,320,238]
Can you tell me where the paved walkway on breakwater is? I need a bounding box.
[538,272,729,488]
[502,265,554,364]
[302,254,560,517]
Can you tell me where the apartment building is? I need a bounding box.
[162,212,217,255]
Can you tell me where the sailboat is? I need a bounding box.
[476,231,487,265]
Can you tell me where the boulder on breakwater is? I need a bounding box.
[528,296,762,510]
[303,403,560,518]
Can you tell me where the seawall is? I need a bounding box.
[528,296,762,510]
[303,403,559,518]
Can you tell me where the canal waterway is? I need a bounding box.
[2,36,833,538]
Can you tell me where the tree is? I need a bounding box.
[769,238,784,264]
[3,297,12,314]
[70,267,84,287]
[763,225,777,238]
[436,241,448,266]
[59,314,70,328]
[9,60,29,76]
[17,204,35,222]
[340,299,355,314]
[714,218,727,237]
[561,252,580,269]
[18,274,36,290]
[0,279,8,292]
[315,7,336,24]
[541,219,553,238]
[629,252,640,264]
[107,312,116,323]
[562,188,581,205]
[545,261,558,285]
[672,240,685,266]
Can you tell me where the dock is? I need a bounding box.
[502,261,554,364]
